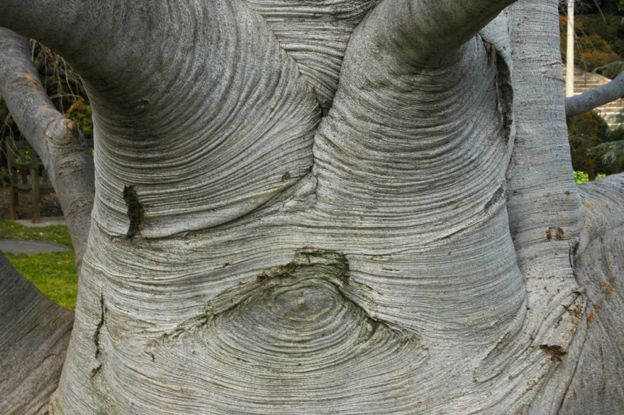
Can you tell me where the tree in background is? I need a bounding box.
[0,40,92,150]
[558,0,624,177]
[1,0,623,414]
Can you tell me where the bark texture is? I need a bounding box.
[0,0,622,413]
[504,3,586,413]
[557,173,624,414]
[0,28,94,261]
[0,254,73,415]
[47,1,535,412]
[566,71,624,117]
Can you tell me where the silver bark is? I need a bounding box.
[0,0,622,413]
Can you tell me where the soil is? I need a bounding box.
[0,187,63,220]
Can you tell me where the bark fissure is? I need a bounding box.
[123,186,145,239]
[92,293,107,378]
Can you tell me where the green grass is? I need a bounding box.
[0,220,73,247]
[0,220,77,309]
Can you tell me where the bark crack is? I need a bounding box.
[123,185,144,239]
[91,294,107,377]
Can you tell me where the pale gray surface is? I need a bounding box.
[0,239,68,255]
[0,253,73,415]
[0,0,622,414]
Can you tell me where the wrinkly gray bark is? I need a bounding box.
[0,28,94,262]
[566,71,624,117]
[0,253,73,415]
[0,0,623,413]
[559,174,624,414]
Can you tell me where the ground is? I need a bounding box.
[0,188,76,309]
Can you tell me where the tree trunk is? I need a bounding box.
[0,0,622,413]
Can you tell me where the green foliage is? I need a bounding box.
[574,170,590,184]
[66,101,93,139]
[576,34,620,70]
[567,112,611,178]
[574,35,620,71]
[591,137,624,167]
[0,220,77,309]
[560,12,624,73]
[573,170,607,184]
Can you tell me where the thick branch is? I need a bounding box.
[0,253,73,415]
[566,71,624,117]
[0,0,93,62]
[0,2,166,94]
[0,28,94,262]
[363,0,516,65]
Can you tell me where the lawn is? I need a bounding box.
[0,220,77,309]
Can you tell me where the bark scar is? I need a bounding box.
[539,344,567,362]
[123,185,144,238]
[92,294,107,377]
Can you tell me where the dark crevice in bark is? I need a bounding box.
[494,47,514,144]
[123,185,144,239]
[539,344,568,362]
[91,293,107,378]
[484,186,506,210]
[94,294,106,358]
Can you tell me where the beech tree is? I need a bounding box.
[1,0,623,413]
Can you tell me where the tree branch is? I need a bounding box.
[363,0,516,65]
[0,2,167,93]
[566,71,624,117]
[0,0,93,61]
[0,28,94,263]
